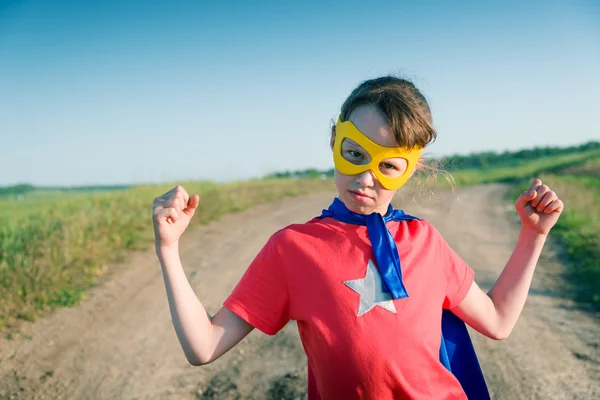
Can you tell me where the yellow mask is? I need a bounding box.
[333,117,423,190]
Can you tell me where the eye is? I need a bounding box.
[343,149,364,161]
[340,138,371,165]
[379,159,406,178]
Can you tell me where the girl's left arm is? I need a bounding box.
[451,178,564,340]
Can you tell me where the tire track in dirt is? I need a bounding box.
[1,185,598,399]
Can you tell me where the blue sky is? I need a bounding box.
[1,0,598,187]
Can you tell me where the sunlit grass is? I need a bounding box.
[1,148,599,333]
[0,178,334,331]
[426,147,600,309]
[511,174,600,307]
[447,148,600,186]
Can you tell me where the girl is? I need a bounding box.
[152,76,564,399]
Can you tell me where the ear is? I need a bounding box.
[330,126,336,151]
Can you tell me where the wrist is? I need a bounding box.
[155,241,180,258]
[519,226,548,243]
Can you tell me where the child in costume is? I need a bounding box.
[152,76,564,399]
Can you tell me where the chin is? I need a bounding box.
[341,195,376,215]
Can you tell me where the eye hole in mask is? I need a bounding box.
[333,117,423,190]
[340,138,408,179]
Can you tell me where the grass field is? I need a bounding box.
[1,144,599,333]
[447,148,600,186]
[448,149,600,308]
[510,174,600,307]
[0,179,333,331]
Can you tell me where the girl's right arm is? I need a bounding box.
[153,186,254,366]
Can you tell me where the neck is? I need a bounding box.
[336,195,391,216]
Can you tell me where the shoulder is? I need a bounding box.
[268,217,348,249]
[394,218,447,250]
[407,220,460,258]
[399,218,440,237]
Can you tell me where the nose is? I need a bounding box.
[356,169,377,187]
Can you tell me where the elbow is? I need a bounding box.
[485,309,514,340]
[186,351,214,366]
[489,326,512,341]
[188,359,208,367]
[187,356,212,366]
[490,332,510,341]
[188,358,208,367]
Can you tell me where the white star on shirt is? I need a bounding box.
[344,259,397,317]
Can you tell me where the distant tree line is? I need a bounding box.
[2,141,598,192]
[264,140,600,179]
[442,140,599,170]
[0,184,130,198]
[264,168,334,180]
[0,184,36,197]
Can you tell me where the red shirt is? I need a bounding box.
[224,217,474,400]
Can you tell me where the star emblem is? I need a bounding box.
[344,259,397,316]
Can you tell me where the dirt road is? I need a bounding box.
[1,184,599,399]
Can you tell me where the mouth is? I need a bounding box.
[349,190,373,203]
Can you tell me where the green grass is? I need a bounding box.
[446,148,600,186]
[2,144,599,333]
[510,174,600,307]
[0,178,334,332]
[434,146,600,308]
[446,148,600,309]
[561,156,600,178]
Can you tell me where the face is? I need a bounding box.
[331,106,409,215]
